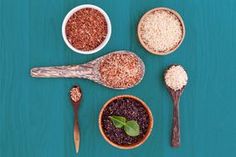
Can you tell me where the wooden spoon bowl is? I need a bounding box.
[31,50,145,90]
[137,7,185,55]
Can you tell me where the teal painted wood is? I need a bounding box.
[1,0,236,156]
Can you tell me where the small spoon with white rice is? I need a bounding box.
[164,64,188,147]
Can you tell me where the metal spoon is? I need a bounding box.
[30,50,145,90]
[69,85,82,154]
[164,64,188,147]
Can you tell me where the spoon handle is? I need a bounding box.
[171,93,181,147]
[74,113,80,154]
[31,63,96,80]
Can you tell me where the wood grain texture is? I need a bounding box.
[1,0,236,157]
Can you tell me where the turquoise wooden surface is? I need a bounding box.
[1,0,236,156]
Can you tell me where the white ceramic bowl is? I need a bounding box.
[62,4,112,54]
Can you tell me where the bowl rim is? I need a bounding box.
[98,95,154,149]
[137,7,185,56]
[62,4,112,54]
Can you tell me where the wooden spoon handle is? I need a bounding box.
[171,98,180,147]
[31,64,95,79]
[74,115,80,154]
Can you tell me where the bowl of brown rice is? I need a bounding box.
[137,7,185,55]
[62,4,111,54]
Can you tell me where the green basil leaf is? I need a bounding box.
[109,116,126,128]
[124,120,140,137]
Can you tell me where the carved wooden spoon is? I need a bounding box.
[70,85,82,154]
[30,50,145,90]
[164,64,188,147]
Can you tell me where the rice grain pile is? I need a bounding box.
[164,65,188,91]
[138,8,184,54]
[99,52,144,89]
[70,87,81,102]
[65,8,108,51]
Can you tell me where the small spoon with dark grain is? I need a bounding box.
[70,85,82,154]
[164,64,188,147]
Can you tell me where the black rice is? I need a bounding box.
[101,97,150,145]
